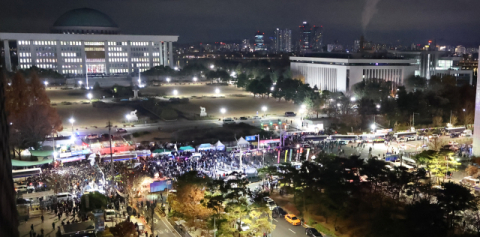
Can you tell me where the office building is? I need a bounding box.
[0,8,178,75]
[274,28,292,53]
[290,55,416,92]
[455,45,467,56]
[298,21,323,53]
[254,31,266,51]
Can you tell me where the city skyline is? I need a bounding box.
[1,0,480,46]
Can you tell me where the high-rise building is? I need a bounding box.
[254,31,266,51]
[241,39,250,52]
[455,45,467,56]
[299,21,323,53]
[353,40,361,53]
[312,25,323,52]
[274,28,292,53]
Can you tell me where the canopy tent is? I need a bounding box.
[12,158,53,167]
[153,149,171,154]
[29,150,54,157]
[214,140,225,151]
[197,144,214,151]
[179,146,195,152]
[237,137,250,148]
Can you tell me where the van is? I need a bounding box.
[462,129,473,137]
[285,112,296,117]
[105,209,116,221]
[56,193,74,202]
[15,185,28,193]
[223,118,235,124]
[461,176,480,187]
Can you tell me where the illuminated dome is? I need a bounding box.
[51,8,119,34]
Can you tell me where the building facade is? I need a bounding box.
[274,28,292,53]
[290,56,417,92]
[254,31,266,51]
[298,22,323,53]
[0,8,178,75]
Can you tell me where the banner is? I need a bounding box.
[285,150,288,163]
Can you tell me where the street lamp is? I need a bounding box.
[215,88,220,94]
[78,81,83,86]
[193,77,197,82]
[87,93,92,103]
[173,90,178,96]
[220,108,226,119]
[69,117,75,133]
[350,97,356,102]
[166,77,171,83]
[270,86,274,91]
[44,81,48,87]
[376,104,381,109]
[262,106,267,117]
[301,104,307,110]
[126,114,131,123]
[371,124,376,131]
[210,64,215,69]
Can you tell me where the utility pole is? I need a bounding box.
[450,110,452,124]
[413,113,420,128]
[107,121,114,191]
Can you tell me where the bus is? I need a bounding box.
[360,134,386,143]
[12,168,42,181]
[329,135,358,144]
[100,151,137,162]
[393,131,417,140]
[445,127,466,136]
[303,135,329,144]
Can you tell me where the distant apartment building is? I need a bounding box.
[274,28,292,53]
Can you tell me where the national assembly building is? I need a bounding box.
[0,8,178,75]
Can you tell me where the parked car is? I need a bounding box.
[239,117,248,120]
[285,214,301,225]
[406,136,416,141]
[223,118,235,124]
[285,112,296,117]
[273,207,287,217]
[116,128,127,133]
[306,228,323,237]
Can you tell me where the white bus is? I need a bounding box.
[303,135,329,144]
[445,127,466,135]
[393,131,417,139]
[329,135,358,144]
[12,168,42,182]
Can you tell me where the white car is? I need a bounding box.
[398,138,406,142]
[267,200,277,210]
[223,118,235,124]
[406,137,416,141]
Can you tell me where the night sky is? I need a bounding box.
[1,0,480,46]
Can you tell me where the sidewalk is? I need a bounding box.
[19,209,79,237]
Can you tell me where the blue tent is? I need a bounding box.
[198,144,213,151]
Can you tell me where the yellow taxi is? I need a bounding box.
[285,214,301,226]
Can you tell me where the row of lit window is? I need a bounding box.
[144,52,149,57]
[152,52,160,56]
[134,63,150,68]
[110,69,128,73]
[65,58,82,63]
[36,52,55,57]
[62,69,82,74]
[20,58,32,63]
[18,41,31,45]
[131,58,149,62]
[19,52,32,57]
[62,65,80,69]
[61,41,81,46]
[109,58,128,62]
[110,64,128,67]
[33,41,56,46]
[85,47,105,51]
[153,58,160,62]
[36,58,56,63]
[61,52,77,57]
[131,42,149,46]
[139,68,148,72]
[85,59,105,63]
[108,52,127,57]
[19,64,32,69]
[108,47,123,52]
[84,42,104,46]
[108,42,128,46]
[38,64,55,69]
[153,63,161,67]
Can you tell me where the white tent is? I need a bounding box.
[198,143,214,151]
[237,137,250,149]
[215,140,225,151]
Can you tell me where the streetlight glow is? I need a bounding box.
[78,81,83,85]
[337,103,341,107]
[301,104,307,109]
[210,64,215,69]
[69,117,75,133]
[215,88,220,94]
[44,81,48,86]
[350,97,356,102]
[173,89,178,96]
[371,124,376,130]
[87,93,92,102]
[262,106,267,117]
[376,104,381,109]
[193,77,197,82]
[270,86,274,91]
[166,77,171,82]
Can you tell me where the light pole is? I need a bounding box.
[220,108,226,120]
[69,117,75,133]
[413,113,420,128]
[87,93,92,103]
[262,106,267,117]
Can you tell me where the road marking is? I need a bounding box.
[289,229,296,234]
